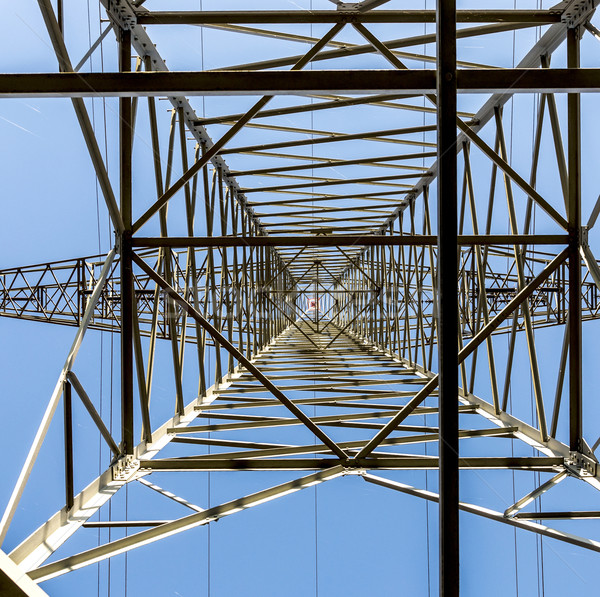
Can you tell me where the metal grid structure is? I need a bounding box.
[2,0,600,594]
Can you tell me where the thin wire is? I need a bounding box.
[307,6,320,595]
[85,1,105,595]
[527,200,541,597]
[314,390,319,597]
[310,11,320,595]
[509,373,519,597]
[532,146,544,597]
[534,6,546,591]
[197,3,212,594]
[200,0,206,119]
[95,1,114,593]
[108,314,114,597]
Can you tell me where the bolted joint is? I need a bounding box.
[344,467,367,476]
[336,12,358,23]
[114,231,122,254]
[561,0,599,28]
[106,0,137,31]
[565,451,597,477]
[336,3,361,11]
[111,454,140,482]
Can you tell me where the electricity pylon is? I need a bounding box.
[2,1,600,595]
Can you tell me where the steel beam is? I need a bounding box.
[28,467,346,582]
[363,474,600,554]
[437,0,459,592]
[35,0,124,233]
[0,249,117,546]
[131,234,569,248]
[135,10,562,25]
[119,27,134,455]
[6,69,600,97]
[568,27,583,452]
[138,456,564,471]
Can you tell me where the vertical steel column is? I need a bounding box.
[120,28,134,455]
[63,380,73,511]
[568,26,582,453]
[437,0,459,594]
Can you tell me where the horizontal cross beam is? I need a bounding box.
[136,10,563,25]
[139,456,565,471]
[3,69,600,97]
[132,234,569,248]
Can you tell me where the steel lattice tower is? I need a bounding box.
[2,0,600,595]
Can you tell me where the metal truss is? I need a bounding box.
[2,0,600,595]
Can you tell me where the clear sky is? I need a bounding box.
[2,1,600,596]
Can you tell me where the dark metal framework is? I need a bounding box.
[2,0,600,594]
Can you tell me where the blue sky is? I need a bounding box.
[2,1,600,595]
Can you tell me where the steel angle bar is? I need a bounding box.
[65,372,119,456]
[514,511,600,519]
[539,56,569,209]
[0,248,117,546]
[585,21,600,41]
[221,124,436,155]
[504,470,568,518]
[135,10,562,25]
[82,521,172,528]
[242,172,422,194]
[28,467,346,582]
[132,253,348,460]
[550,319,570,438]
[355,248,568,459]
[199,98,436,128]
[175,427,516,461]
[436,0,460,589]
[132,293,152,442]
[233,151,436,176]
[138,478,204,513]
[363,474,600,553]
[9,69,600,99]
[63,381,74,512]
[586,193,600,229]
[181,409,420,434]
[36,0,124,234]
[138,456,563,472]
[120,27,135,453]
[73,25,111,72]
[131,234,568,248]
